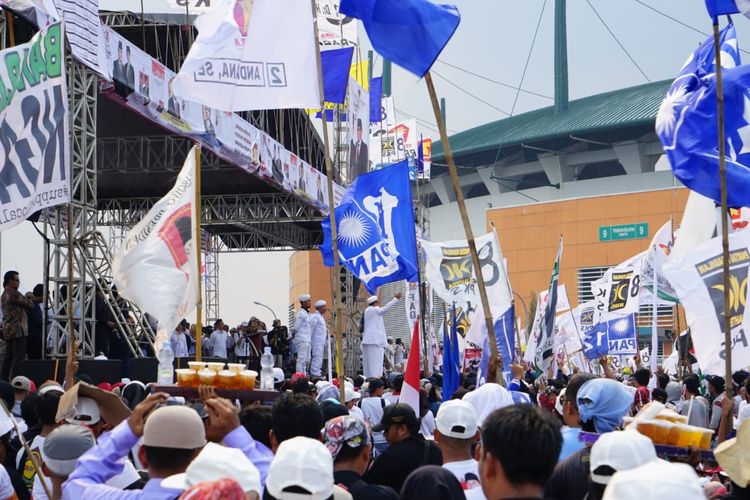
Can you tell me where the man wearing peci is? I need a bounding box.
[349,118,369,179]
[361,292,402,378]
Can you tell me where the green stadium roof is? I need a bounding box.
[432,79,671,164]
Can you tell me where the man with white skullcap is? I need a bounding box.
[291,294,313,374]
[362,292,402,378]
[310,300,328,377]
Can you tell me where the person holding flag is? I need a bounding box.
[362,293,402,378]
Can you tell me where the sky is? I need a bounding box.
[2,0,744,327]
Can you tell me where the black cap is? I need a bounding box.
[372,403,418,432]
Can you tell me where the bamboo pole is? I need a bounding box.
[194,146,203,362]
[311,0,345,404]
[424,72,504,385]
[712,21,733,398]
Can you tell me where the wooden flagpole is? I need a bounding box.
[711,20,733,398]
[424,72,504,386]
[311,0,345,404]
[194,146,203,362]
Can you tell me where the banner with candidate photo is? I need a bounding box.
[347,78,370,180]
[0,22,69,231]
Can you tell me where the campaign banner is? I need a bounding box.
[0,22,69,231]
[347,78,370,180]
[583,314,638,360]
[405,281,420,335]
[539,284,572,313]
[315,0,359,49]
[592,267,642,319]
[55,0,107,76]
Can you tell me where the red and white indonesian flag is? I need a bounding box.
[399,319,421,417]
[173,0,320,111]
[113,147,199,344]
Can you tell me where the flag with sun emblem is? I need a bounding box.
[656,24,750,207]
[320,160,418,293]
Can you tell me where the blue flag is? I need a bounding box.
[321,47,354,104]
[656,25,750,208]
[705,0,743,17]
[370,77,383,123]
[442,304,460,400]
[416,134,425,175]
[320,161,418,292]
[583,314,638,361]
[477,306,515,385]
[339,0,461,77]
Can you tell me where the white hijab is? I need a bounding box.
[463,383,514,427]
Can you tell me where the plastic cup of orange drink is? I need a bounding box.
[239,370,258,390]
[175,369,197,387]
[217,370,237,389]
[197,368,217,386]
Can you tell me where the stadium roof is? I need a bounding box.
[432,79,671,167]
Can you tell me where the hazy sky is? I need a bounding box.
[3,1,742,327]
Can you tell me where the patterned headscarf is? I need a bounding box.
[179,478,245,500]
[323,415,371,460]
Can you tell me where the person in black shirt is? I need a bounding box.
[364,403,442,493]
[26,285,44,360]
[324,415,397,500]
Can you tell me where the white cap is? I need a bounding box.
[266,437,334,499]
[299,294,311,302]
[65,397,101,425]
[240,321,249,327]
[435,400,478,439]
[554,388,566,417]
[315,380,330,391]
[603,461,704,500]
[367,295,378,305]
[161,442,261,495]
[590,430,657,484]
[315,300,326,308]
[39,383,64,395]
[345,388,361,403]
[273,367,285,384]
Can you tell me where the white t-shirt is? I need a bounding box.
[0,466,12,500]
[443,459,486,500]
[349,405,364,421]
[420,410,436,438]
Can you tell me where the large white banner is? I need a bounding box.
[315,0,358,49]
[592,266,642,320]
[113,148,199,336]
[663,230,750,375]
[347,77,370,179]
[54,0,106,76]
[0,22,69,231]
[173,0,320,111]
[539,284,571,313]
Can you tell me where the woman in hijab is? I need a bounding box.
[576,378,633,433]
[400,465,466,500]
[462,383,514,427]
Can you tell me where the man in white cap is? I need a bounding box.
[291,294,313,374]
[362,292,402,378]
[435,400,485,500]
[310,300,328,377]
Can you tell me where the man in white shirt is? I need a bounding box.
[310,300,328,377]
[291,294,313,374]
[362,293,402,378]
[170,323,189,358]
[435,400,486,500]
[207,319,229,359]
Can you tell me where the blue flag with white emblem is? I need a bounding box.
[583,314,637,361]
[705,0,750,18]
[655,24,750,208]
[320,161,418,292]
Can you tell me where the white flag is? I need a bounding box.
[642,220,678,302]
[592,266,642,321]
[663,230,750,375]
[113,148,199,337]
[173,0,320,111]
[671,191,717,261]
[539,284,571,313]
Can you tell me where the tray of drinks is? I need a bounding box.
[153,385,281,402]
[578,431,716,462]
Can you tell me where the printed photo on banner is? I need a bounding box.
[348,78,370,179]
[0,21,69,231]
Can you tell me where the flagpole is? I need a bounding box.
[424,72,503,386]
[712,18,733,398]
[192,146,203,363]
[66,204,75,359]
[312,0,345,404]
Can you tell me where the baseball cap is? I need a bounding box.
[603,461,704,500]
[435,400,478,439]
[323,415,371,460]
[41,424,96,477]
[11,376,31,392]
[372,403,418,432]
[142,405,206,449]
[266,437,334,499]
[161,442,261,494]
[590,430,658,485]
[65,397,101,425]
[367,295,378,305]
[344,388,361,403]
[273,367,285,385]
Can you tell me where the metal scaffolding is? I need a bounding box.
[203,235,220,324]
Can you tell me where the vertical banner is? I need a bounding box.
[0,22,69,231]
[347,78,370,179]
[315,0,359,49]
[405,281,420,334]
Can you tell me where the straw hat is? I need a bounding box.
[715,418,750,487]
